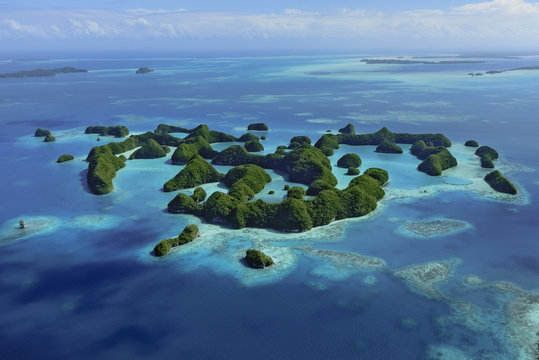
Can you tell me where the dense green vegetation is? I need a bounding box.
[411,140,457,176]
[167,166,388,232]
[85,126,129,138]
[314,127,451,155]
[375,140,403,154]
[191,187,207,203]
[154,224,200,257]
[44,134,56,142]
[306,179,333,196]
[171,136,217,164]
[363,168,389,186]
[484,170,517,194]
[245,249,274,268]
[347,167,360,175]
[130,139,169,159]
[223,164,271,201]
[247,123,269,131]
[287,186,306,199]
[87,153,126,195]
[57,154,74,163]
[238,133,259,142]
[338,123,355,134]
[475,146,499,168]
[290,136,311,145]
[465,140,479,147]
[337,153,362,168]
[34,128,51,137]
[154,124,190,134]
[164,155,224,192]
[244,139,264,152]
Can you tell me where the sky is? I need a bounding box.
[1,0,538,54]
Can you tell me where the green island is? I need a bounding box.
[475,145,498,168]
[0,66,88,78]
[34,128,52,137]
[57,154,74,163]
[44,134,56,142]
[375,140,403,154]
[244,139,264,152]
[287,186,306,199]
[85,125,129,138]
[410,140,457,176]
[247,123,269,131]
[338,123,355,134]
[154,224,200,257]
[347,167,360,175]
[191,187,207,203]
[484,170,517,195]
[130,139,170,159]
[245,249,274,268]
[465,140,479,147]
[337,153,362,168]
[164,155,224,192]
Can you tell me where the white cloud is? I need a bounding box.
[1,0,539,49]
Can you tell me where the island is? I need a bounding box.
[153,224,200,257]
[465,140,479,147]
[44,134,56,142]
[484,170,517,194]
[247,123,269,131]
[287,186,306,199]
[410,140,457,176]
[338,123,355,134]
[191,187,207,203]
[475,145,498,168]
[136,67,154,74]
[164,154,224,192]
[0,66,88,78]
[485,66,539,74]
[245,249,274,268]
[360,59,484,65]
[375,140,403,154]
[129,139,169,159]
[34,128,52,137]
[337,153,362,168]
[347,167,360,175]
[244,139,264,152]
[85,125,129,138]
[57,154,74,163]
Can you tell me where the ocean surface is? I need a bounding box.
[0,54,538,360]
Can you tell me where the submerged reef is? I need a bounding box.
[394,260,456,299]
[245,249,274,268]
[475,145,498,168]
[85,125,129,138]
[247,123,269,131]
[57,154,74,163]
[400,219,470,238]
[484,170,517,195]
[154,224,200,256]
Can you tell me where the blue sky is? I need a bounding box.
[1,0,538,54]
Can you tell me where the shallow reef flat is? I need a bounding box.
[0,216,60,245]
[393,260,459,299]
[427,344,474,360]
[398,218,472,239]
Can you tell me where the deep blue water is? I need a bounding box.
[1,55,538,359]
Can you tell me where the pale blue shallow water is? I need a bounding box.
[0,55,538,360]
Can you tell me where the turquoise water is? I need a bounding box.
[0,55,538,360]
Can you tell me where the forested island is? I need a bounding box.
[58,122,515,240]
[360,59,484,65]
[0,66,88,78]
